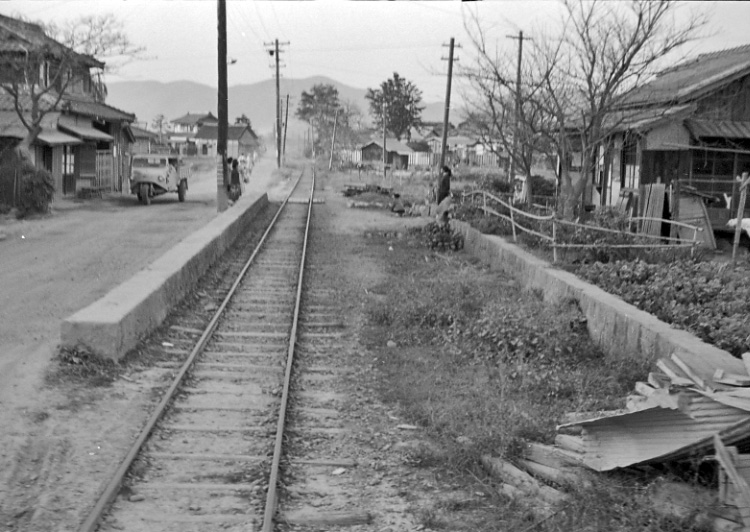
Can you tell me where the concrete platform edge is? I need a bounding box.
[61,194,270,360]
[452,220,743,379]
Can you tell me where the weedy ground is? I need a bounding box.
[357,222,709,531]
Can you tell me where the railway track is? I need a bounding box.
[82,165,321,532]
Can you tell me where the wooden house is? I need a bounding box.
[193,124,260,159]
[130,126,161,154]
[597,44,750,231]
[360,138,413,170]
[0,14,135,199]
[168,112,218,155]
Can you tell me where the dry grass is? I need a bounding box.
[360,230,706,531]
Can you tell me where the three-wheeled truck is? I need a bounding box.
[129,154,190,205]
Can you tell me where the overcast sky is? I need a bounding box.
[3,1,750,102]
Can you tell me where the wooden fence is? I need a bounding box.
[462,190,702,263]
[95,150,114,192]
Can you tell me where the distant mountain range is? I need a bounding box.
[105,76,451,137]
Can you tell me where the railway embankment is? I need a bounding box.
[61,193,269,361]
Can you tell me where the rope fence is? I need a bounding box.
[462,190,702,263]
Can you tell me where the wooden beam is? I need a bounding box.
[714,435,750,527]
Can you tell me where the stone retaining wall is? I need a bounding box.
[452,220,744,380]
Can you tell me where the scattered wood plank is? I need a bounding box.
[648,372,671,389]
[714,435,750,527]
[714,368,750,387]
[635,381,657,396]
[280,509,372,526]
[656,359,694,386]
[480,455,568,505]
[555,434,585,454]
[517,458,586,487]
[741,353,750,378]
[671,353,709,390]
[523,442,582,469]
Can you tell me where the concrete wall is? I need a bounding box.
[453,220,744,381]
[61,194,269,360]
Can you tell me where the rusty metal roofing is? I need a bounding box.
[567,390,750,471]
[686,119,750,139]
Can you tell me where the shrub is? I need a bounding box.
[0,149,55,218]
[17,166,54,217]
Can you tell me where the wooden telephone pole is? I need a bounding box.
[328,108,339,171]
[216,0,228,212]
[382,100,387,183]
[265,39,289,168]
[282,94,290,164]
[507,31,531,185]
[438,37,457,171]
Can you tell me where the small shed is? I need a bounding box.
[360,138,413,170]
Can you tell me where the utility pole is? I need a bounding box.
[507,31,531,185]
[216,0,228,212]
[265,39,289,168]
[328,107,339,171]
[282,94,289,164]
[382,100,387,183]
[439,38,460,170]
[438,37,459,204]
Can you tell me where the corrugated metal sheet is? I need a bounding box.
[686,119,750,139]
[567,390,750,471]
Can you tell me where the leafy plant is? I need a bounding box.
[576,259,750,356]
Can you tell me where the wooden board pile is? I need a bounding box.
[480,350,750,530]
[556,352,750,531]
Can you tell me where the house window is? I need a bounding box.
[621,138,639,189]
[63,145,75,175]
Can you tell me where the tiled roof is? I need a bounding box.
[361,138,413,154]
[194,124,256,142]
[0,14,103,68]
[130,125,159,139]
[61,97,135,122]
[619,43,750,108]
[171,112,218,125]
[0,92,133,123]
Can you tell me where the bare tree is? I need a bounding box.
[463,0,706,218]
[0,14,144,159]
[461,10,555,205]
[151,114,167,144]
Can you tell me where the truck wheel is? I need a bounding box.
[140,183,150,205]
[178,180,187,202]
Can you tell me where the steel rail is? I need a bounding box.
[261,166,316,532]
[78,168,307,532]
